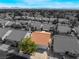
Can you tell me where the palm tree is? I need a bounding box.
[19,37,37,55]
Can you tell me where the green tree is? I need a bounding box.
[19,37,37,55]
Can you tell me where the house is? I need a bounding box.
[31,31,52,50]
[31,31,52,59]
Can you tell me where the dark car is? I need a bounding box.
[11,23,22,29]
[0,23,3,27]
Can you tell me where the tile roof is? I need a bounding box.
[31,31,51,47]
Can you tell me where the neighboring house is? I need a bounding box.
[53,35,79,59]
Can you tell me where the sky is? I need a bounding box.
[0,0,79,9]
